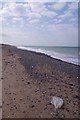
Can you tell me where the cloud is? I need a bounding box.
[12,17,23,21]
[28,2,57,18]
[1,2,45,19]
[1,2,58,25]
[58,10,73,19]
[12,17,24,26]
[27,12,41,19]
[28,19,39,24]
[1,2,30,17]
[51,2,66,10]
[28,2,45,12]
[53,18,62,24]
[0,2,2,9]
[50,0,78,1]
[1,2,78,46]
[68,2,78,10]
[1,0,79,2]
[1,2,78,24]
[57,2,78,23]
[0,16,2,22]
[41,9,57,18]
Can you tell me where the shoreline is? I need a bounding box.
[17,46,79,66]
[2,44,80,118]
[16,45,79,78]
[3,44,79,66]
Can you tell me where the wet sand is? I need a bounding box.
[2,44,80,118]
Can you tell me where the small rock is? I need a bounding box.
[27,82,30,84]
[38,100,41,102]
[31,105,35,108]
[42,91,46,94]
[7,103,9,106]
[20,98,23,101]
[23,111,26,113]
[49,87,52,90]
[13,98,15,100]
[12,113,14,116]
[22,79,24,81]
[32,66,34,68]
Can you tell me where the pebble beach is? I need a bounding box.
[2,44,80,118]
[0,44,2,119]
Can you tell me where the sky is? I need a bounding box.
[0,0,79,46]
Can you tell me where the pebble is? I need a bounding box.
[42,91,46,94]
[49,87,52,90]
[22,79,24,81]
[31,105,35,108]
[20,98,23,101]
[38,100,41,102]
[13,98,16,100]
[7,103,9,106]
[32,66,34,68]
[35,88,39,92]
[23,111,26,113]
[27,82,30,84]
[12,113,14,116]
[74,95,80,100]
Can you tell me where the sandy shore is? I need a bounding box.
[2,44,80,118]
[0,44,2,119]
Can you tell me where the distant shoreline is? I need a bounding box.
[17,46,79,66]
[1,43,79,66]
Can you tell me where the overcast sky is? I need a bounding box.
[0,1,79,46]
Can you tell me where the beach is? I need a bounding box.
[0,44,2,119]
[2,44,80,118]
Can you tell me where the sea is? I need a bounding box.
[17,46,80,65]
